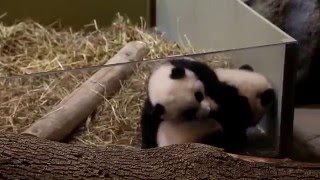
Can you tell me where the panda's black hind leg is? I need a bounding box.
[222,130,248,153]
[198,131,225,149]
[198,130,248,153]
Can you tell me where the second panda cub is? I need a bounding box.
[140,59,222,148]
[212,64,276,152]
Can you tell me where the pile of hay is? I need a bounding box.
[0,13,230,148]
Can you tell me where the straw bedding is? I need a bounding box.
[0,13,230,148]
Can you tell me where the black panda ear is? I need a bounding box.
[244,0,254,6]
[259,89,276,107]
[170,67,185,79]
[239,64,254,72]
[152,104,166,117]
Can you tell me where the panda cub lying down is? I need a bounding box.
[140,57,275,153]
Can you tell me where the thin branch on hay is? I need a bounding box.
[21,41,149,141]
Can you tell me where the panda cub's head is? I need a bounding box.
[147,61,218,122]
[215,64,276,125]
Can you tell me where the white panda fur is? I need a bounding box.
[157,117,222,147]
[148,62,218,121]
[140,59,223,149]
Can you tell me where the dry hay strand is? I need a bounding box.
[0,13,230,148]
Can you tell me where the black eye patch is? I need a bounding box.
[170,67,186,79]
[258,89,276,107]
[194,91,204,102]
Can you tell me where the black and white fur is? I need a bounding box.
[211,64,276,152]
[140,57,275,153]
[215,64,276,126]
[140,59,222,149]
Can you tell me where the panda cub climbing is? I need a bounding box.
[140,58,223,149]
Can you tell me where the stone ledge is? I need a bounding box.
[291,108,320,162]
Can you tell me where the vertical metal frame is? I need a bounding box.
[279,43,298,158]
[147,0,156,27]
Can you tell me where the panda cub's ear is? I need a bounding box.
[239,64,254,72]
[170,67,186,79]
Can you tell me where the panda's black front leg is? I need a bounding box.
[140,100,164,149]
[140,114,159,149]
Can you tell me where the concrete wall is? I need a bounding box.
[0,0,149,29]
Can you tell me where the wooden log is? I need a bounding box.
[21,41,149,141]
[0,132,319,179]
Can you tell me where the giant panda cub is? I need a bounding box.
[212,64,276,152]
[215,64,276,127]
[140,58,223,149]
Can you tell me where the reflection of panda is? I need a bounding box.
[212,64,276,152]
[140,59,222,149]
[215,64,276,126]
[243,0,320,106]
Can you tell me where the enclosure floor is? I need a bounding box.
[292,108,320,162]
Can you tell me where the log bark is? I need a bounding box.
[1,132,319,179]
[21,41,149,141]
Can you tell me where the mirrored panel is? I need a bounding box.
[0,0,296,158]
[1,44,288,157]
